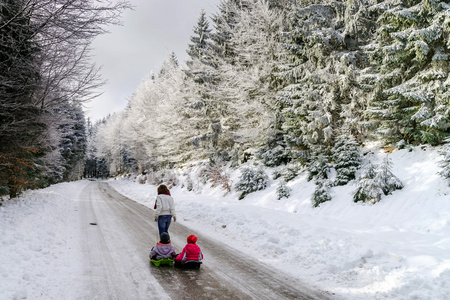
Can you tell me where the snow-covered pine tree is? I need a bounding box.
[375,154,403,195]
[84,119,98,178]
[312,179,332,207]
[121,74,159,170]
[210,0,240,65]
[219,0,286,152]
[155,53,198,164]
[308,153,332,206]
[439,138,450,183]
[276,0,373,161]
[185,9,217,85]
[256,129,290,167]
[56,101,87,182]
[84,118,111,179]
[364,0,450,145]
[234,166,269,200]
[95,113,126,175]
[159,52,179,77]
[353,161,383,203]
[276,2,336,158]
[307,154,330,181]
[331,133,362,185]
[123,53,191,167]
[183,9,230,159]
[276,179,291,200]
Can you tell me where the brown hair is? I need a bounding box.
[157,184,170,195]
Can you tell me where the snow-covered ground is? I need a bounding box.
[0,181,88,300]
[1,145,449,299]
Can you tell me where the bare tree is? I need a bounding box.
[0,0,130,197]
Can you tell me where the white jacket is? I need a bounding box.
[155,194,176,217]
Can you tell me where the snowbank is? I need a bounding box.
[1,146,449,299]
[110,146,450,299]
[0,181,88,300]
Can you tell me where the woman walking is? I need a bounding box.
[154,184,176,235]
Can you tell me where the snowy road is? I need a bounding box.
[77,182,330,299]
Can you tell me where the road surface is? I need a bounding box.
[77,181,332,299]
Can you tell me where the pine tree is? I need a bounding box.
[221,0,286,153]
[58,102,87,181]
[234,167,268,199]
[331,133,362,185]
[309,153,332,207]
[276,179,291,200]
[85,118,112,179]
[183,9,228,159]
[376,155,403,195]
[185,10,217,84]
[120,53,191,168]
[364,0,450,145]
[256,129,290,167]
[307,154,330,181]
[439,138,450,183]
[312,179,332,207]
[210,0,240,64]
[277,0,373,159]
[353,161,383,203]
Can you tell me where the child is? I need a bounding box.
[174,235,203,269]
[149,232,177,260]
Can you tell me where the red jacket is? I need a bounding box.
[175,236,203,263]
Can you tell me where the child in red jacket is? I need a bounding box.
[174,235,203,268]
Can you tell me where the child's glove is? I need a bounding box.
[173,216,177,222]
[154,216,158,222]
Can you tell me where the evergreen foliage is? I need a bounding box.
[312,179,332,207]
[281,165,299,182]
[276,180,291,200]
[58,103,87,181]
[185,10,217,84]
[354,155,403,203]
[210,0,239,63]
[234,167,268,200]
[439,138,450,183]
[88,0,449,209]
[364,0,450,145]
[256,129,290,167]
[277,0,373,159]
[353,161,383,203]
[331,134,362,186]
[307,154,330,181]
[183,9,227,159]
[376,155,404,195]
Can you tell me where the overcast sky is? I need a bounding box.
[87,0,220,122]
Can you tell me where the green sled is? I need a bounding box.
[150,257,174,267]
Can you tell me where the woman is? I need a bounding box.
[154,184,176,235]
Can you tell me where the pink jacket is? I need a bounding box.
[175,243,203,263]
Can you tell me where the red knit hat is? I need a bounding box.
[187,235,197,244]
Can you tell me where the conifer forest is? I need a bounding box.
[1,0,450,204]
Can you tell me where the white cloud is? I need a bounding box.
[87,0,220,121]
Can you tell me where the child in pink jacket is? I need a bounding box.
[174,235,203,268]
